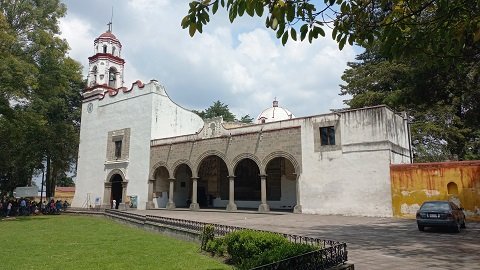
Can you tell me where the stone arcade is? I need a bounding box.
[72,29,411,217]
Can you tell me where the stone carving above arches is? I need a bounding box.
[262,151,301,175]
[149,161,170,180]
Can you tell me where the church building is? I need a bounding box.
[72,28,412,217]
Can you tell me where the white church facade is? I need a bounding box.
[72,29,412,217]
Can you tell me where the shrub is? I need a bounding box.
[205,237,227,257]
[201,224,215,250]
[219,230,319,269]
[224,230,290,265]
[239,242,317,270]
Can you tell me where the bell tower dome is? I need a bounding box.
[86,23,125,90]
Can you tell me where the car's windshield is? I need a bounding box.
[420,202,450,211]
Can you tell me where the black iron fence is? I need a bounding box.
[102,210,349,269]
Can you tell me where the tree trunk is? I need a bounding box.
[45,156,52,198]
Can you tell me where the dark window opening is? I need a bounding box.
[103,45,107,53]
[108,68,117,88]
[320,126,335,145]
[115,140,122,159]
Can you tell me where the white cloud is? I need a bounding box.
[60,0,356,118]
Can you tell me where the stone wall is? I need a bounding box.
[150,126,302,177]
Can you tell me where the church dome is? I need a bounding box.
[256,100,295,124]
[98,31,118,40]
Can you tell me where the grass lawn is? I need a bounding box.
[0,215,230,270]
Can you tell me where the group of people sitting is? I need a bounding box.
[0,198,69,217]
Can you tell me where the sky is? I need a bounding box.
[59,0,358,120]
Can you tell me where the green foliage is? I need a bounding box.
[205,237,227,257]
[239,114,254,123]
[340,43,480,162]
[193,100,236,122]
[201,224,215,250]
[205,230,319,269]
[0,215,229,270]
[56,176,75,187]
[0,1,84,196]
[240,242,316,270]
[183,0,480,60]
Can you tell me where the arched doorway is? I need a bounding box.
[197,155,229,208]
[234,158,261,207]
[110,174,123,209]
[265,157,297,210]
[173,164,192,208]
[153,166,169,208]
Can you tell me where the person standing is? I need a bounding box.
[112,199,116,209]
[6,201,12,217]
[19,198,26,216]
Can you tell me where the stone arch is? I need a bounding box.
[231,153,262,175]
[104,169,128,209]
[196,154,230,206]
[172,159,194,178]
[150,161,171,180]
[262,151,300,175]
[148,163,170,209]
[172,162,193,208]
[194,150,231,176]
[106,168,127,183]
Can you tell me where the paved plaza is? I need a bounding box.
[131,209,480,270]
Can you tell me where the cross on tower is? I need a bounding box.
[107,21,112,32]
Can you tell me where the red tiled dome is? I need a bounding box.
[98,31,118,40]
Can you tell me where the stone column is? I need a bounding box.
[226,175,237,211]
[258,174,270,212]
[146,179,155,209]
[102,182,112,209]
[118,181,128,210]
[293,173,302,213]
[166,178,176,209]
[189,177,200,210]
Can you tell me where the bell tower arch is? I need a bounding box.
[86,23,125,89]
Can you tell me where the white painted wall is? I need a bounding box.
[73,80,204,210]
[297,107,409,217]
[150,82,204,140]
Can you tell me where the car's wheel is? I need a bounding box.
[418,224,424,231]
[461,219,466,229]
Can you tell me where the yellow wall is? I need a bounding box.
[390,161,480,220]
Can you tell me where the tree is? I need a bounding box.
[194,100,236,122]
[340,43,480,162]
[0,1,83,197]
[56,176,75,187]
[183,0,479,60]
[240,114,254,123]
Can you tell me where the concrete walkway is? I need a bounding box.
[131,209,480,270]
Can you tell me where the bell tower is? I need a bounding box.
[86,22,125,89]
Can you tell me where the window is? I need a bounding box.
[108,67,117,88]
[320,126,335,145]
[114,140,122,159]
[112,46,116,56]
[103,45,107,53]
